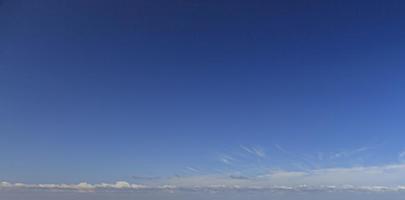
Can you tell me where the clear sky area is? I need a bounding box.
[0,0,404,199]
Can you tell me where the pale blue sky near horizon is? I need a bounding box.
[1,0,405,189]
[2,190,405,200]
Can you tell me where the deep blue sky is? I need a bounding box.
[0,0,404,184]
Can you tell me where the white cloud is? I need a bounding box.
[158,163,405,189]
[0,181,145,191]
[3,164,405,193]
[186,167,201,173]
[398,151,405,163]
[219,155,235,165]
[330,147,370,159]
[240,145,266,158]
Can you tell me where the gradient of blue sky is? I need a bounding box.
[1,0,404,188]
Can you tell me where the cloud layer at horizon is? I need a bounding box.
[3,163,405,193]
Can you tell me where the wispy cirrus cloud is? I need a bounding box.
[159,163,405,188]
[272,143,378,170]
[398,151,405,163]
[219,155,236,165]
[240,145,266,158]
[186,167,202,174]
[330,146,370,159]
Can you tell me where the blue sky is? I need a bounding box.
[1,0,405,193]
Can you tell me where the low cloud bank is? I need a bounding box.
[0,181,145,191]
[3,164,405,192]
[2,181,405,193]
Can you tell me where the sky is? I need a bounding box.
[1,0,405,199]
